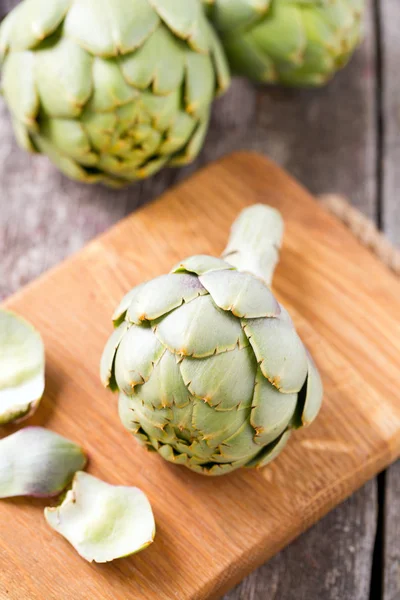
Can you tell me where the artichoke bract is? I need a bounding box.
[45,472,155,563]
[204,0,364,86]
[0,309,45,425]
[101,204,323,476]
[0,427,87,499]
[0,0,230,186]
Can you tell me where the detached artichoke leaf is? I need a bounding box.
[45,472,155,563]
[0,427,87,499]
[0,309,45,425]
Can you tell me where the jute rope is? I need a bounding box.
[320,194,400,276]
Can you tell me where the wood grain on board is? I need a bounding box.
[1,152,400,600]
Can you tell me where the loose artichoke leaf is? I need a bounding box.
[0,309,45,425]
[170,254,234,276]
[199,269,280,318]
[45,472,155,563]
[250,368,297,446]
[152,294,248,358]
[180,345,257,410]
[126,273,207,326]
[242,315,308,393]
[245,429,291,469]
[0,427,87,499]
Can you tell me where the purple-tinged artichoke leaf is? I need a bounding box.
[0,427,87,499]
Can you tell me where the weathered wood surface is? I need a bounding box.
[1,0,397,598]
[380,1,400,598]
[5,152,400,600]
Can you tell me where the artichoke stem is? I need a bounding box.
[222,204,284,286]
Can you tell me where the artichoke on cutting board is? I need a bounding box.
[0,0,230,186]
[101,204,323,476]
[204,0,364,86]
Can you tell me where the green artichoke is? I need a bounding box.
[0,0,229,186]
[101,204,323,476]
[203,0,364,86]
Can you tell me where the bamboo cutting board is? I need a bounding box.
[2,152,400,600]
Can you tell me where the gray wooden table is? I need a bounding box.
[1,1,399,598]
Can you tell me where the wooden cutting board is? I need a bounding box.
[2,152,400,600]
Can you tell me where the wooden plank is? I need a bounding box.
[1,152,399,600]
[384,464,400,600]
[379,2,400,598]
[381,0,400,245]
[226,480,377,600]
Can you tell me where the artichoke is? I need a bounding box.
[101,204,323,476]
[0,0,229,186]
[203,0,364,86]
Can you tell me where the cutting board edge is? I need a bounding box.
[207,435,398,600]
